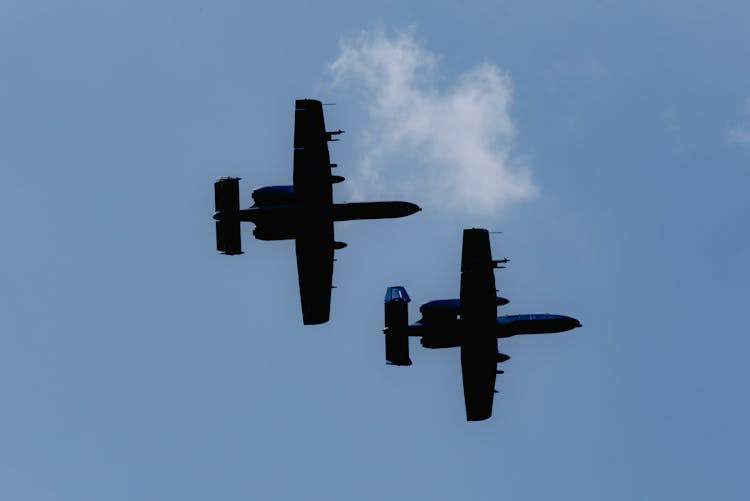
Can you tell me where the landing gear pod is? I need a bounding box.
[384,286,412,366]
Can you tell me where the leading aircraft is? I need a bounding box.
[382,228,581,421]
[213,99,421,325]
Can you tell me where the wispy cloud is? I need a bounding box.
[329,29,537,215]
[728,126,750,145]
[728,98,750,146]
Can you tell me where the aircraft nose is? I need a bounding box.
[556,315,582,331]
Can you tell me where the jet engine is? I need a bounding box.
[253,225,297,241]
[420,334,460,349]
[251,185,297,207]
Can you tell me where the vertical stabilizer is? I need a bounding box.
[214,177,243,255]
[384,287,412,366]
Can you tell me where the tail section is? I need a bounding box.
[214,177,243,255]
[384,286,412,366]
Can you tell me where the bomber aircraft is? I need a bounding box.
[382,228,581,421]
[213,99,421,325]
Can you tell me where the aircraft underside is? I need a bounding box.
[213,99,420,324]
[381,229,582,421]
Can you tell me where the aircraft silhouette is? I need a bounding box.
[383,228,581,421]
[213,99,421,325]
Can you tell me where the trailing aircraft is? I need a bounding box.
[382,228,581,421]
[213,99,421,325]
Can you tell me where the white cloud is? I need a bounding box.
[329,30,537,215]
[728,126,750,145]
[728,98,750,146]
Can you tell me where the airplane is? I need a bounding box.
[382,228,581,421]
[213,99,421,325]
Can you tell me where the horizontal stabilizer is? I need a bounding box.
[384,286,412,366]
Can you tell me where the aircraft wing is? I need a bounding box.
[459,228,500,420]
[459,229,498,324]
[461,338,498,421]
[295,220,334,325]
[293,99,333,203]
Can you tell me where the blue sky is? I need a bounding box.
[1,1,749,499]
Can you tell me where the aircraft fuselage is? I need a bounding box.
[396,313,581,349]
[213,195,420,240]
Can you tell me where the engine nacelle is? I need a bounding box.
[418,297,508,323]
[420,333,460,349]
[419,299,459,323]
[251,185,298,207]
